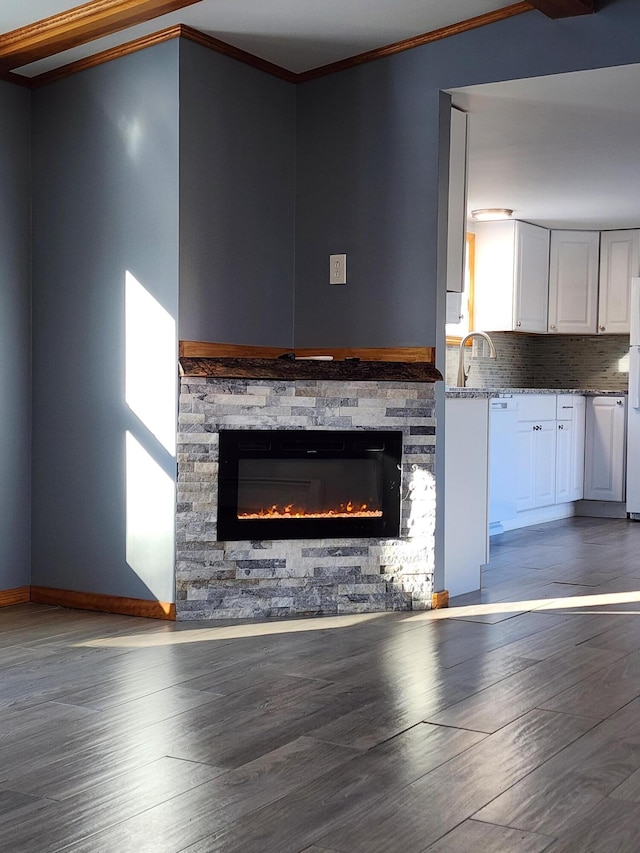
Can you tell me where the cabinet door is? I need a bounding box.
[556,396,586,504]
[489,402,518,524]
[534,421,557,507]
[571,396,586,502]
[584,397,627,501]
[473,220,517,331]
[446,108,468,293]
[598,230,640,334]
[514,221,550,333]
[548,231,599,334]
[516,421,536,512]
[555,419,573,504]
[517,420,557,510]
[445,398,489,596]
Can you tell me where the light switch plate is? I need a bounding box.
[330,254,346,285]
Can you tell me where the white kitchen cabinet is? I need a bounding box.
[489,394,588,530]
[446,107,468,294]
[597,229,640,334]
[548,231,600,334]
[584,396,627,501]
[444,397,489,596]
[555,395,586,503]
[489,397,518,527]
[514,395,557,512]
[474,220,550,333]
[516,419,557,512]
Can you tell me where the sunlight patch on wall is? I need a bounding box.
[126,431,175,591]
[125,270,176,454]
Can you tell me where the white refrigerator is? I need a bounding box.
[627,277,640,518]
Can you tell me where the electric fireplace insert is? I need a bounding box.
[217,429,402,540]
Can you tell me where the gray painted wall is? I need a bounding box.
[178,39,296,346]
[9,0,640,603]
[0,82,31,592]
[294,0,640,348]
[31,42,179,602]
[295,64,437,348]
[293,0,640,594]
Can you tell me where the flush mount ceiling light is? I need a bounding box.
[471,208,513,221]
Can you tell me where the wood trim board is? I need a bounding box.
[179,341,436,362]
[527,0,594,17]
[30,25,182,86]
[179,24,298,83]
[0,0,201,74]
[296,3,534,82]
[29,586,176,620]
[18,3,536,85]
[0,586,31,607]
[4,0,597,85]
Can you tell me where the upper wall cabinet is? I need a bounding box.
[598,230,640,334]
[446,108,468,294]
[548,230,600,334]
[474,220,550,333]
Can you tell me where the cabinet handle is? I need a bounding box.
[550,325,557,330]
[599,325,606,331]
[616,399,624,406]
[516,321,522,327]
[558,423,564,430]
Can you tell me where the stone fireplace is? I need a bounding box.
[176,351,440,620]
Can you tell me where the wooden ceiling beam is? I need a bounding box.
[0,0,202,73]
[527,0,595,18]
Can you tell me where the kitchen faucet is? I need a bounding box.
[456,331,497,387]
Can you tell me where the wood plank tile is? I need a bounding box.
[541,797,640,852]
[306,651,538,749]
[423,819,554,852]
[56,737,364,853]
[0,756,225,852]
[180,709,593,853]
[539,649,640,719]
[472,723,640,836]
[425,644,623,733]
[1,519,640,852]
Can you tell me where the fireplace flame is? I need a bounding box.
[238,502,382,520]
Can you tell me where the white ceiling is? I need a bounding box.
[2,0,515,76]
[452,64,640,231]
[3,1,637,232]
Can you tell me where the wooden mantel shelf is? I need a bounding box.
[178,341,442,383]
[179,356,442,382]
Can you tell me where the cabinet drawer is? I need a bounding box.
[556,395,578,420]
[515,395,556,422]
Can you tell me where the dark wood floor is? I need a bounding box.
[3,517,640,852]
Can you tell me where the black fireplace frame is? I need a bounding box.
[217,429,402,541]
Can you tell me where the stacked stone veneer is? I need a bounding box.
[176,376,437,620]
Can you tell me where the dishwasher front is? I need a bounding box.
[489,396,519,534]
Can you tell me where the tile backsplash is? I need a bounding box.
[446,332,630,390]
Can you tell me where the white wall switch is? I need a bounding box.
[329,254,346,285]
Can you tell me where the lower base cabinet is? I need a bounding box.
[445,397,489,596]
[516,418,557,512]
[490,394,587,530]
[584,396,626,501]
[556,396,586,503]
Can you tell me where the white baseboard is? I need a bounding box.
[499,503,576,532]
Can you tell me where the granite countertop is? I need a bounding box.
[445,387,628,398]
